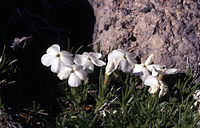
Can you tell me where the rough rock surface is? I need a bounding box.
[89,0,200,72]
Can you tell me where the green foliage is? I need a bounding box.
[0,47,17,88]
[0,47,19,126]
[0,46,17,109]
[56,66,200,128]
[0,43,196,127]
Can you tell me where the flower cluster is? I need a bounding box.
[41,44,106,87]
[41,45,177,97]
[105,50,177,97]
[133,54,177,97]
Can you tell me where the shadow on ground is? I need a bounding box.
[0,0,95,126]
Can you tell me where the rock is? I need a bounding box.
[89,0,200,72]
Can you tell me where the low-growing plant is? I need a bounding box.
[40,44,200,127]
[0,47,17,88]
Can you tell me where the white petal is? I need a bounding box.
[105,60,118,75]
[193,90,200,100]
[140,68,150,82]
[151,67,159,77]
[74,54,86,65]
[144,76,159,86]
[88,52,102,59]
[117,49,126,54]
[144,54,154,66]
[126,52,136,65]
[193,101,198,107]
[82,52,89,56]
[60,55,73,66]
[47,44,60,54]
[119,59,131,72]
[41,54,55,67]
[50,58,60,73]
[165,68,177,74]
[75,58,93,71]
[108,49,124,62]
[148,85,159,94]
[57,66,72,80]
[74,55,93,69]
[159,84,168,97]
[147,64,163,72]
[72,64,84,71]
[60,51,73,57]
[87,62,94,72]
[132,64,144,73]
[74,70,86,81]
[68,73,82,87]
[91,58,106,67]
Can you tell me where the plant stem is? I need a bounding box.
[71,87,76,97]
[103,74,109,88]
[158,74,163,80]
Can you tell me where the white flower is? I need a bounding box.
[150,66,177,77]
[132,54,177,81]
[105,49,136,75]
[146,64,164,76]
[74,52,106,73]
[57,64,87,87]
[132,54,154,81]
[41,44,73,73]
[144,75,168,97]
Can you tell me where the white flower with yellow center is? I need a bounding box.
[105,49,136,75]
[41,44,73,73]
[132,54,155,81]
[132,54,177,81]
[57,64,87,87]
[74,52,106,73]
[144,75,168,97]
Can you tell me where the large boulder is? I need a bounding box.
[89,0,200,72]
